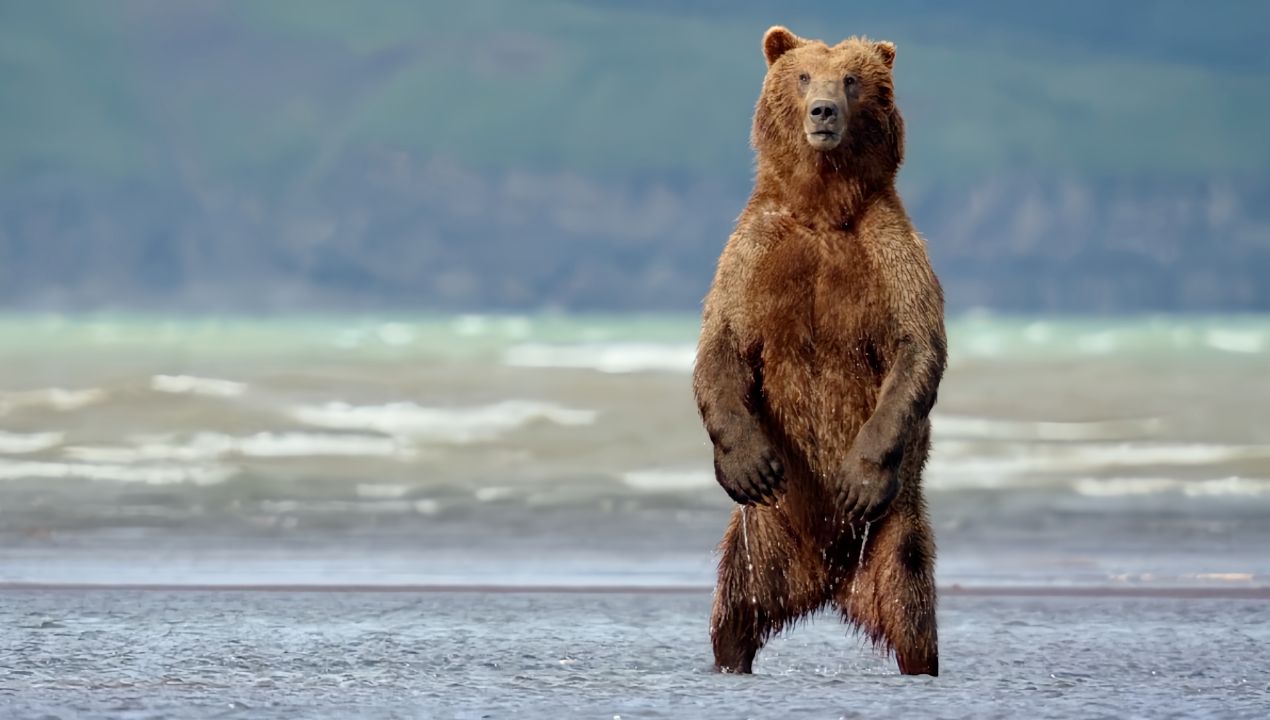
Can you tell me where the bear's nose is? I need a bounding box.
[809,100,839,121]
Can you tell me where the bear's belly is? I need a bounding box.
[759,334,883,480]
[762,337,883,480]
[742,226,889,479]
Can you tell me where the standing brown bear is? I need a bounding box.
[693,26,946,676]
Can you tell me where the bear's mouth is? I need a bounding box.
[806,130,842,150]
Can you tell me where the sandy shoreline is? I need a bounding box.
[3,581,1268,599]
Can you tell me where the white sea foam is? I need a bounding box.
[452,315,490,337]
[958,331,1006,358]
[0,459,234,485]
[474,486,515,502]
[1191,573,1256,582]
[933,415,1164,441]
[290,400,596,443]
[1204,329,1264,354]
[622,469,714,491]
[64,432,414,463]
[1072,476,1270,498]
[234,432,411,458]
[0,387,106,415]
[151,374,247,397]
[64,439,218,463]
[1022,321,1054,344]
[356,483,413,499]
[1075,331,1118,355]
[0,431,64,454]
[927,440,1270,491]
[453,314,531,339]
[258,499,433,514]
[503,342,696,374]
[953,440,1268,469]
[377,323,416,346]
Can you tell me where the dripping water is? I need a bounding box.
[846,521,872,618]
[741,506,757,605]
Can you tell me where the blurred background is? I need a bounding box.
[1,0,1269,590]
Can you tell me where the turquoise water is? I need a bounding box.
[3,312,1268,363]
[1,312,1269,592]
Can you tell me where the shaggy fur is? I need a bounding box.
[693,26,946,676]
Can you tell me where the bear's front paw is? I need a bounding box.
[836,446,900,523]
[713,434,784,506]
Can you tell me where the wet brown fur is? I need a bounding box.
[693,27,946,676]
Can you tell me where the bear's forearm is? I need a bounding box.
[693,329,764,451]
[856,333,946,463]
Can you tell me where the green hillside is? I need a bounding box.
[3,0,1268,186]
[2,1,1269,312]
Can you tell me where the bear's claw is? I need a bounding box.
[714,440,785,506]
[836,456,900,523]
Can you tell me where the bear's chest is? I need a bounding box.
[743,229,886,360]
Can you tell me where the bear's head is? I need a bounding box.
[753,26,904,179]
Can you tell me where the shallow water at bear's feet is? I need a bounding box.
[4,589,1268,720]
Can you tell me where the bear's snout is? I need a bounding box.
[809,99,839,122]
[804,97,844,151]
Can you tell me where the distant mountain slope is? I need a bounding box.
[1,1,1268,311]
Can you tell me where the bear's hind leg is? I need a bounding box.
[833,506,939,676]
[711,506,826,673]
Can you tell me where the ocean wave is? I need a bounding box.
[64,432,415,463]
[1075,331,1118,355]
[150,374,247,397]
[0,387,106,415]
[0,431,64,454]
[474,486,516,502]
[232,432,411,458]
[0,459,234,485]
[933,415,1164,441]
[932,440,1270,472]
[355,483,413,499]
[257,498,440,515]
[946,317,1269,361]
[290,400,596,443]
[1204,329,1265,354]
[924,439,1270,490]
[1072,476,1270,497]
[622,469,714,491]
[452,314,532,339]
[926,440,1270,492]
[503,342,695,374]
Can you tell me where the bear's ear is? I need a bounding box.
[874,40,897,69]
[763,26,803,66]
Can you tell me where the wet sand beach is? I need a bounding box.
[4,588,1268,719]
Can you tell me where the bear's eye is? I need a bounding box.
[798,73,810,86]
[844,75,858,88]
